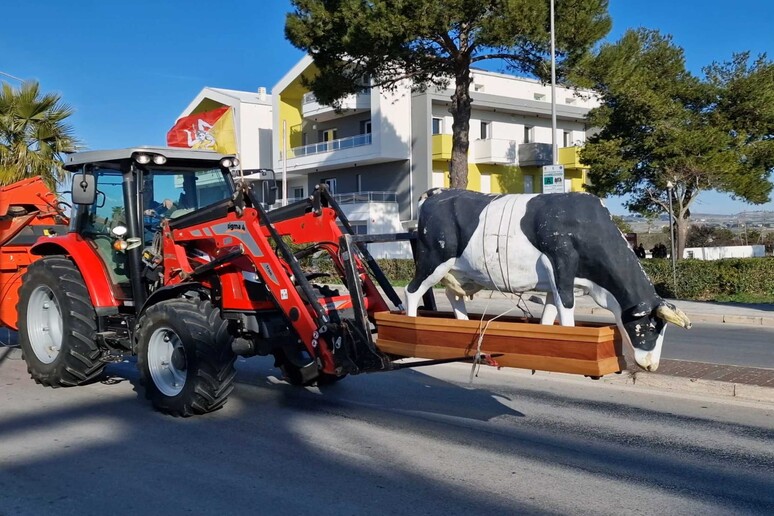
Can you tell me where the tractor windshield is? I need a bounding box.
[143,167,231,220]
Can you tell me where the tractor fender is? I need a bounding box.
[31,235,120,311]
[137,282,209,320]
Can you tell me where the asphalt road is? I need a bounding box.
[1,354,772,516]
[575,316,774,369]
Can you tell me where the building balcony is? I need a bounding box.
[332,191,397,204]
[518,142,553,167]
[558,146,585,169]
[270,191,397,210]
[289,133,373,158]
[432,134,453,160]
[302,91,371,122]
[471,138,519,165]
[283,132,407,173]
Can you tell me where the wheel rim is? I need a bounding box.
[147,327,187,397]
[27,285,64,364]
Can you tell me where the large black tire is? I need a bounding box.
[136,298,236,417]
[17,256,105,387]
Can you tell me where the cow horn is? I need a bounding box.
[657,304,692,329]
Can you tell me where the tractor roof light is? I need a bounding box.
[134,153,151,165]
[152,154,167,165]
[220,157,239,168]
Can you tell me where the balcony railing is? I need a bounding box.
[518,142,553,167]
[558,146,584,168]
[269,191,396,210]
[432,134,453,160]
[471,138,519,164]
[289,133,373,158]
[333,191,396,204]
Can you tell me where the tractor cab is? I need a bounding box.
[65,147,242,305]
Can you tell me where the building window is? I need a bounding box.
[432,118,443,135]
[322,178,337,194]
[563,131,571,147]
[293,187,304,199]
[339,221,368,235]
[320,128,338,142]
[524,125,533,144]
[360,120,372,134]
[480,121,490,140]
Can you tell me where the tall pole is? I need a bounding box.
[667,181,677,294]
[550,0,557,165]
[282,120,288,207]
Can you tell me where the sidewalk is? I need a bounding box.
[575,294,774,327]
[415,287,774,327]
[392,287,774,403]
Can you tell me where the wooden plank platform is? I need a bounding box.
[375,311,626,377]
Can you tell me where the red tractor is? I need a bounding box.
[3,147,409,416]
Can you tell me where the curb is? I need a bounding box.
[539,305,774,327]
[600,371,774,405]
[342,285,774,327]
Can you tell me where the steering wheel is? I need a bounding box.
[143,212,163,234]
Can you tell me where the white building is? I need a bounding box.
[173,57,602,258]
[175,86,274,170]
[272,56,599,224]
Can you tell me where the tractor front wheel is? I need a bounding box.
[18,256,105,387]
[136,298,236,417]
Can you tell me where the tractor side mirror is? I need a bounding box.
[71,173,96,205]
[262,181,277,206]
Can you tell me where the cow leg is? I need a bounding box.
[540,253,577,327]
[405,258,456,317]
[445,288,469,320]
[540,292,558,325]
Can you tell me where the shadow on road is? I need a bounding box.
[1,353,772,514]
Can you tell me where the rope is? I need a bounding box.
[465,195,542,382]
[468,293,518,384]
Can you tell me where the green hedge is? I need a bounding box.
[642,257,774,300]
[302,252,774,302]
[369,257,773,302]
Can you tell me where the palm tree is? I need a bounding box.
[0,80,79,189]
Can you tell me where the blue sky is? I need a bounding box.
[1,0,772,215]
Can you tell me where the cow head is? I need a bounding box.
[621,301,692,371]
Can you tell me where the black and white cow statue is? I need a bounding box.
[405,188,692,371]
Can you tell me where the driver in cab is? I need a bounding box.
[144,198,177,218]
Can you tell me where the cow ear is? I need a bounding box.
[656,303,692,329]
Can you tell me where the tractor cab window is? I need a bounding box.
[79,168,130,286]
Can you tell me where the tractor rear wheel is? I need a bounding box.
[17,256,105,387]
[136,298,236,417]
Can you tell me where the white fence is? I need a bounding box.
[683,245,766,260]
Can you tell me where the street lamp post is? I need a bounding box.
[550,0,557,165]
[666,181,677,294]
